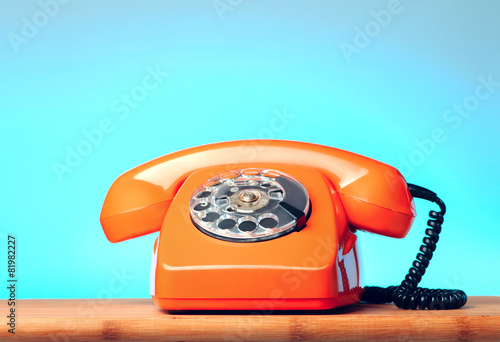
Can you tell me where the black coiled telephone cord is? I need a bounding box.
[361,184,467,310]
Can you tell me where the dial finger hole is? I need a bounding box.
[220,170,240,179]
[259,213,279,229]
[202,212,220,222]
[203,177,221,187]
[239,221,257,232]
[218,218,236,230]
[262,170,280,178]
[196,191,212,199]
[194,202,211,211]
[238,216,258,232]
[241,168,260,176]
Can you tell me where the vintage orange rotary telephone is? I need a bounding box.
[100,140,466,311]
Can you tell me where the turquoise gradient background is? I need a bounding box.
[1,1,499,300]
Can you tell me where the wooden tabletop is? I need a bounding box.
[3,297,499,341]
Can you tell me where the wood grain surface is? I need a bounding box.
[2,297,499,341]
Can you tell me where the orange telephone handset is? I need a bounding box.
[100,140,466,311]
[101,140,415,242]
